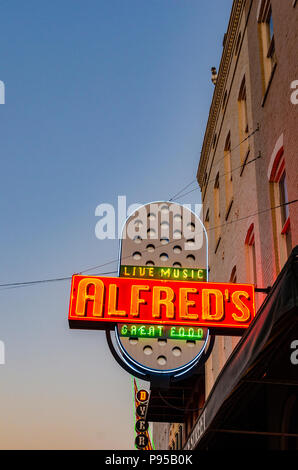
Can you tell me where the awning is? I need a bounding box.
[184,246,298,450]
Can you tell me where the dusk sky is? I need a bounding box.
[0,0,232,449]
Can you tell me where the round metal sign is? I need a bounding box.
[106,201,212,382]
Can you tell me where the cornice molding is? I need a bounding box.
[197,0,246,188]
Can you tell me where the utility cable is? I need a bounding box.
[206,199,298,233]
[168,126,259,203]
[168,179,197,202]
[1,199,297,290]
[172,154,262,202]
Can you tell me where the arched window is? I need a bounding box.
[268,135,292,270]
[257,0,276,93]
[213,173,221,252]
[224,132,233,219]
[238,76,249,163]
[245,224,257,285]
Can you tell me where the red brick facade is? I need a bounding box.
[197,0,298,397]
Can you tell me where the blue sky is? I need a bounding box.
[0,0,232,449]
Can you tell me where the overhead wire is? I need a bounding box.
[43,126,260,278]
[2,124,296,291]
[0,271,118,290]
[1,199,297,290]
[171,153,262,201]
[168,126,259,202]
[206,199,298,233]
[168,179,197,202]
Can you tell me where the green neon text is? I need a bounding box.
[120,324,206,341]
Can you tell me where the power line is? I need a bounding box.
[55,198,298,277]
[168,125,259,203]
[0,120,290,292]
[0,271,118,290]
[2,199,297,291]
[206,199,298,233]
[168,179,197,202]
[172,154,262,201]
[211,125,259,167]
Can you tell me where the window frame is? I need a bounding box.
[245,223,257,285]
[257,0,277,97]
[224,132,234,219]
[268,141,292,269]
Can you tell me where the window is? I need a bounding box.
[245,224,257,285]
[279,172,289,226]
[268,138,292,270]
[258,1,277,93]
[238,79,248,134]
[238,77,249,163]
[268,9,274,43]
[230,266,237,283]
[213,173,221,251]
[224,132,233,218]
[279,170,292,258]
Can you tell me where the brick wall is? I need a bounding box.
[198,0,298,397]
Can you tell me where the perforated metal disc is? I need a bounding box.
[116,329,208,372]
[113,201,208,377]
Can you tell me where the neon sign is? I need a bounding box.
[136,389,149,403]
[119,265,207,282]
[68,275,255,334]
[119,324,208,341]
